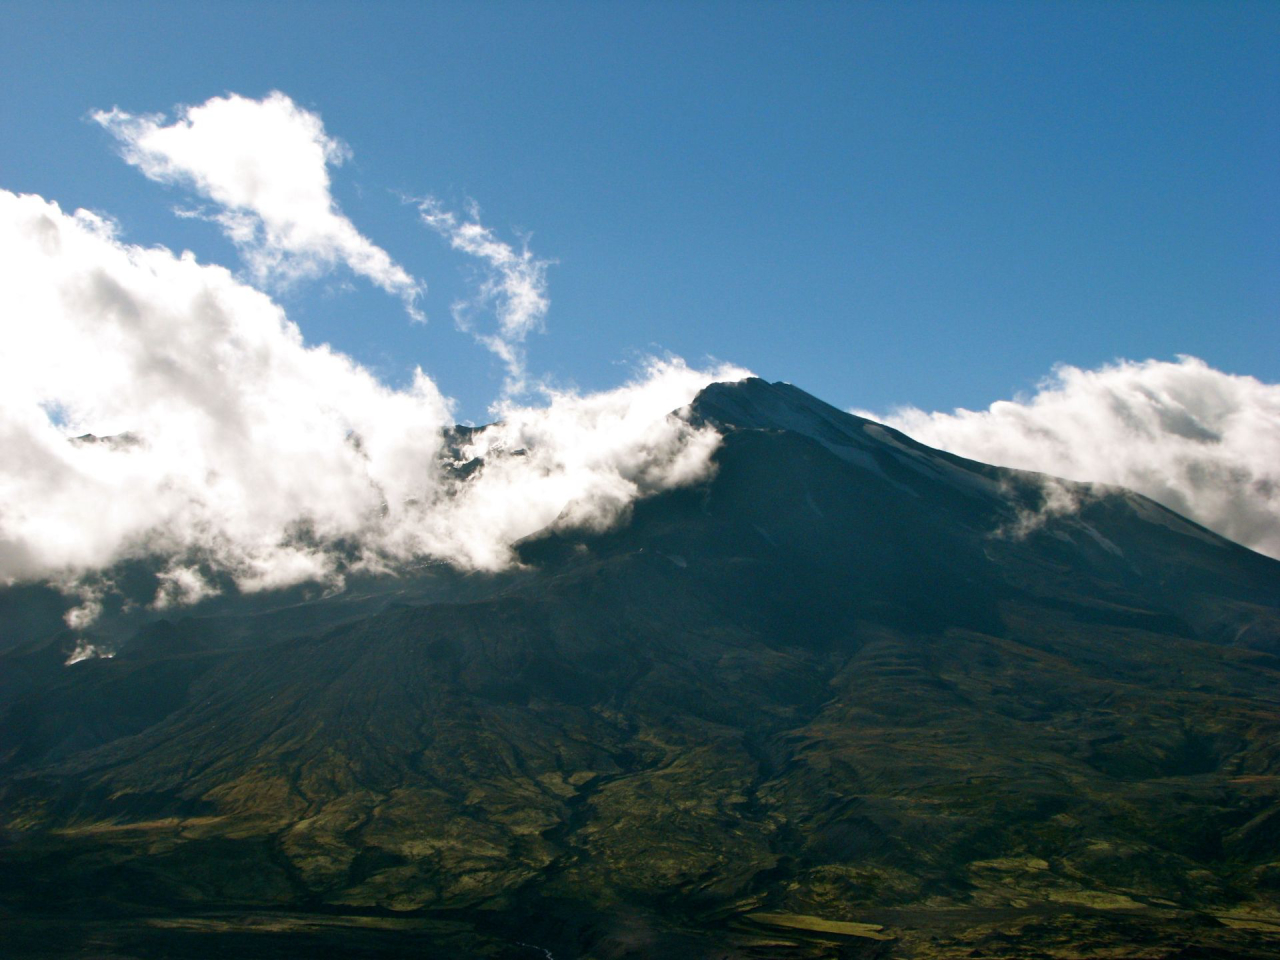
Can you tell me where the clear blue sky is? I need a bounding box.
[2,0,1275,421]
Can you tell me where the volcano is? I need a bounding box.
[3,378,1280,958]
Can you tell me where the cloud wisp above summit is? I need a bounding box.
[864,357,1280,560]
[94,92,425,319]
[418,198,552,397]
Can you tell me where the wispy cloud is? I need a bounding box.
[418,198,551,395]
[93,91,424,319]
[861,357,1280,559]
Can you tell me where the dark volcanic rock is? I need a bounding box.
[2,378,1280,958]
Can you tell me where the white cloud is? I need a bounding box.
[418,198,551,394]
[0,188,450,593]
[862,357,1280,558]
[153,563,220,610]
[0,188,743,625]
[93,92,424,318]
[396,358,748,570]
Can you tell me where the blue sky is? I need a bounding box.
[2,0,1275,422]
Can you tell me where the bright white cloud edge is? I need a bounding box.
[93,91,424,319]
[860,357,1280,560]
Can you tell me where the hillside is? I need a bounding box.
[3,378,1280,959]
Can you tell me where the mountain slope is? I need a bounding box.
[2,378,1280,959]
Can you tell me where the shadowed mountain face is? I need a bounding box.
[3,378,1280,959]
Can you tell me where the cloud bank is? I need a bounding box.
[863,358,1280,559]
[93,92,424,318]
[0,188,745,624]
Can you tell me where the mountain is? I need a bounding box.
[2,378,1280,959]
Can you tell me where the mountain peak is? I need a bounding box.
[689,376,1013,510]
[691,376,868,433]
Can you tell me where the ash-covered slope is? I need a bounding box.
[3,378,1280,959]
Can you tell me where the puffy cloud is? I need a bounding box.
[0,188,743,624]
[862,357,1280,558]
[0,188,450,592]
[401,359,747,569]
[418,198,551,394]
[93,92,424,318]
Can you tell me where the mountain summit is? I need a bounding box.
[3,379,1280,958]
